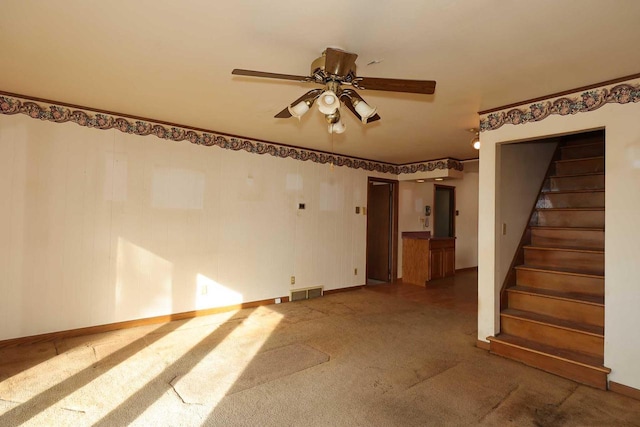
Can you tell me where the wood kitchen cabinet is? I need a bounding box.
[402,232,455,285]
[429,238,456,280]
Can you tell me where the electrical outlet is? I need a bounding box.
[290,276,295,285]
[355,206,360,214]
[354,268,358,275]
[502,223,507,235]
[201,284,208,295]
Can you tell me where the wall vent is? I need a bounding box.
[290,286,324,302]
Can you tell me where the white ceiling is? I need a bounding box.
[2,1,639,164]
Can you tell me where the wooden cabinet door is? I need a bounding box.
[430,248,444,280]
[443,247,455,277]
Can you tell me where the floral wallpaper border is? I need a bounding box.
[397,159,463,174]
[0,94,463,175]
[479,82,640,132]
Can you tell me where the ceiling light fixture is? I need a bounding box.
[352,98,377,122]
[326,110,346,134]
[470,128,480,150]
[232,48,437,134]
[288,99,312,119]
[318,90,340,114]
[329,120,346,134]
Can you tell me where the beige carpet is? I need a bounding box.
[1,275,640,426]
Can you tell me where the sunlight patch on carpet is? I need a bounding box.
[228,343,329,394]
[172,343,329,404]
[168,306,285,406]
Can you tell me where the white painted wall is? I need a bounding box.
[456,162,480,270]
[0,113,391,340]
[497,140,558,285]
[397,163,479,277]
[478,79,640,390]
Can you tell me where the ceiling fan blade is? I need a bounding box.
[274,107,293,118]
[232,69,310,82]
[274,89,323,119]
[324,48,358,77]
[356,77,436,94]
[367,113,381,123]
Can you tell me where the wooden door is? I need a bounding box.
[434,185,456,238]
[367,182,392,281]
[443,246,456,277]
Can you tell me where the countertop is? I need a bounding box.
[401,231,431,239]
[401,231,456,240]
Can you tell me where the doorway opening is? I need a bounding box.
[366,177,399,284]
[434,185,456,238]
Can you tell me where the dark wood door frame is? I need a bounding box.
[366,177,399,283]
[433,184,456,238]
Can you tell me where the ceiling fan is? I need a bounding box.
[232,48,436,134]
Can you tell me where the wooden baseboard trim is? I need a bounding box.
[324,285,365,295]
[476,339,491,350]
[0,296,288,349]
[609,381,640,401]
[456,266,478,273]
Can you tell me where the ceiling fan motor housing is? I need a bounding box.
[311,49,357,83]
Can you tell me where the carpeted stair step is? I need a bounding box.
[523,246,604,275]
[560,131,605,147]
[535,207,604,228]
[515,265,604,297]
[560,142,605,160]
[506,286,603,327]
[539,189,604,209]
[500,308,604,358]
[548,173,604,191]
[555,156,604,176]
[488,333,610,389]
[530,226,604,250]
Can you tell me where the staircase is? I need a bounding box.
[488,130,610,390]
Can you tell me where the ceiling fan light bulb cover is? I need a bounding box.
[328,120,346,134]
[318,90,340,114]
[288,100,310,118]
[354,99,377,120]
[471,134,480,150]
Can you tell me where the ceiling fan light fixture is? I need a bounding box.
[288,99,311,119]
[318,90,340,114]
[353,98,377,122]
[328,119,346,134]
[470,129,480,150]
[233,47,437,133]
[325,109,345,134]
